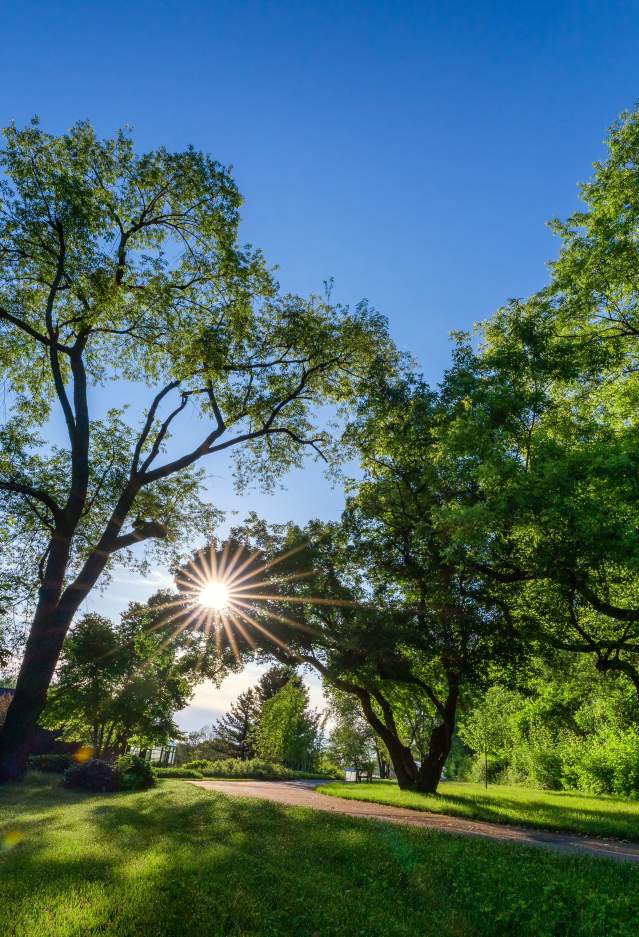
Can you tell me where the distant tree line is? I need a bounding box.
[177,666,324,772]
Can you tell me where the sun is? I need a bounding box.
[198,580,230,611]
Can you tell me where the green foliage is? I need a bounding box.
[115,754,155,792]
[457,657,639,795]
[176,756,331,779]
[325,691,377,772]
[562,727,639,797]
[63,754,156,791]
[175,666,301,766]
[154,767,203,779]
[253,680,322,770]
[2,775,639,937]
[180,759,212,771]
[458,687,526,785]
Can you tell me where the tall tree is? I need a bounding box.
[253,679,322,770]
[0,121,393,779]
[180,378,521,793]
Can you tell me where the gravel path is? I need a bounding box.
[192,779,639,864]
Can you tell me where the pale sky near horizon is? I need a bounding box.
[3,0,639,729]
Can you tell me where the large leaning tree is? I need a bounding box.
[178,377,521,793]
[0,120,394,780]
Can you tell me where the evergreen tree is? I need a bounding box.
[213,688,260,760]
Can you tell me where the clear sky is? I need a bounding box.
[3,0,639,727]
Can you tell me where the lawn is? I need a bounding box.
[318,779,639,841]
[1,775,639,936]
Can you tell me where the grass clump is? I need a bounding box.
[318,779,639,841]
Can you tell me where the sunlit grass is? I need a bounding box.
[318,779,639,841]
[1,774,639,936]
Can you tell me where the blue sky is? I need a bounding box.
[3,0,639,726]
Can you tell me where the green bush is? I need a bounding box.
[561,727,639,797]
[28,753,72,773]
[155,767,204,779]
[181,759,213,771]
[116,754,156,791]
[196,758,332,780]
[64,758,119,792]
[63,755,157,792]
[201,758,290,779]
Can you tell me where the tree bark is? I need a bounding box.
[413,673,459,794]
[0,604,74,780]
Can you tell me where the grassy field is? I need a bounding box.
[1,775,639,936]
[318,779,639,841]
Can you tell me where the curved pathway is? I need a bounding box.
[192,779,639,864]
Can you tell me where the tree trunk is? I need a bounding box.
[0,602,74,781]
[413,673,460,794]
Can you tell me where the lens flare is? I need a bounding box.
[1,829,24,851]
[73,744,94,764]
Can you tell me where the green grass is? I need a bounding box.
[1,775,638,937]
[318,779,639,841]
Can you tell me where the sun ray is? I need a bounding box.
[221,614,241,661]
[226,609,257,651]
[232,605,298,657]
[228,592,360,607]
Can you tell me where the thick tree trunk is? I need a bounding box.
[0,602,74,781]
[384,734,419,789]
[414,719,454,793]
[413,673,460,794]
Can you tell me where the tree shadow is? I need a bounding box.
[2,781,639,936]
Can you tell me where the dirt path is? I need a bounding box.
[192,779,639,864]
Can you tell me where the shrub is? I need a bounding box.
[63,758,119,792]
[28,753,72,773]
[162,757,333,781]
[116,754,156,791]
[154,767,204,779]
[201,758,290,779]
[197,758,333,781]
[561,727,639,797]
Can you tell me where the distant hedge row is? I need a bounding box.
[155,757,335,781]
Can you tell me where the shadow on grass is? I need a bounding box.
[2,781,639,937]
